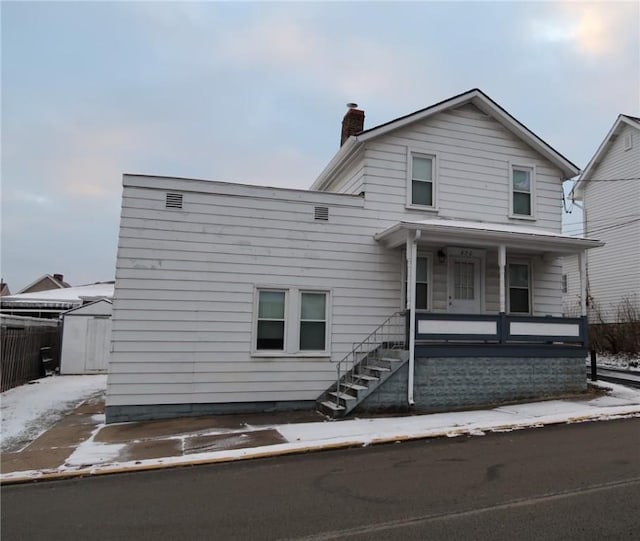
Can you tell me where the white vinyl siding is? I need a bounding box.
[582,123,640,322]
[108,176,404,407]
[359,104,563,230]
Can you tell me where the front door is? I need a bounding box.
[448,257,481,313]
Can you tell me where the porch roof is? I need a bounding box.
[374,219,604,255]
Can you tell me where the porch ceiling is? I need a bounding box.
[374,219,604,255]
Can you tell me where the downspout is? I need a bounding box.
[407,230,420,406]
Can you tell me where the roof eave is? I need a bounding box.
[575,114,640,197]
[375,222,603,254]
[310,137,361,191]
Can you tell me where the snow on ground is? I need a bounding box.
[1,375,107,452]
[3,380,639,483]
[593,353,640,372]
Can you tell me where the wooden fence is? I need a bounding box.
[1,326,62,392]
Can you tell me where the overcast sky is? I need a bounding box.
[2,1,639,291]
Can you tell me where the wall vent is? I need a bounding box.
[165,192,183,209]
[624,133,633,151]
[314,206,329,221]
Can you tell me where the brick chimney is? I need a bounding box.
[340,103,365,147]
[53,273,64,283]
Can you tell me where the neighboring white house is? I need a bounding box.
[0,282,114,319]
[569,114,640,323]
[107,89,603,423]
[60,299,112,374]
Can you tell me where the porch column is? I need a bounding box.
[406,230,419,406]
[498,244,506,313]
[578,251,587,317]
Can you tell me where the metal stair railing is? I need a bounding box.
[333,311,407,407]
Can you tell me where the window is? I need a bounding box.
[254,288,330,355]
[409,154,436,208]
[509,263,530,313]
[256,290,286,350]
[511,166,533,217]
[299,292,327,350]
[404,256,430,310]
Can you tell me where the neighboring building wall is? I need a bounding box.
[61,301,112,374]
[562,255,582,316]
[583,123,640,323]
[361,356,586,412]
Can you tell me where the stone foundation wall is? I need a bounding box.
[360,356,586,412]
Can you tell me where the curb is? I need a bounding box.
[3,408,640,486]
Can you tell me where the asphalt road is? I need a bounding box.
[2,417,639,540]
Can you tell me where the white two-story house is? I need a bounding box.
[106,89,602,423]
[566,114,640,324]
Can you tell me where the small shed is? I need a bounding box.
[60,299,112,374]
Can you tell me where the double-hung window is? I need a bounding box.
[511,166,533,217]
[299,292,327,350]
[255,288,329,354]
[508,263,531,314]
[256,290,286,350]
[404,255,430,311]
[409,154,436,208]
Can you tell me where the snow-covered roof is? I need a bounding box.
[375,219,604,254]
[0,282,114,308]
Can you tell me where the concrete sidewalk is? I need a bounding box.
[2,382,640,485]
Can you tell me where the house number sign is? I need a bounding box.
[448,247,486,258]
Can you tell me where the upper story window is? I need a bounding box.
[511,165,534,218]
[408,153,437,209]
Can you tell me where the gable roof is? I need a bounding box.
[311,88,580,191]
[572,114,640,198]
[17,274,71,294]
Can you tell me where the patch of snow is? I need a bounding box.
[64,422,125,467]
[591,353,640,372]
[1,375,107,452]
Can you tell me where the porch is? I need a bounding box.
[317,219,603,418]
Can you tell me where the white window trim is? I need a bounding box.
[406,149,439,211]
[403,251,433,312]
[509,162,536,220]
[507,259,532,315]
[298,290,330,353]
[251,286,332,358]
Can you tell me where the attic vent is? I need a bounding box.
[314,206,329,221]
[165,192,183,209]
[624,133,633,151]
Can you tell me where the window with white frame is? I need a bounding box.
[511,166,533,217]
[409,154,436,208]
[508,263,531,313]
[404,255,430,310]
[256,290,286,350]
[255,288,329,354]
[299,292,327,350]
